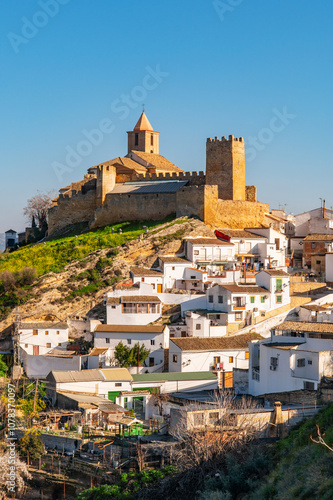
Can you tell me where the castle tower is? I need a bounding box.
[206,135,246,200]
[96,164,116,206]
[127,112,160,154]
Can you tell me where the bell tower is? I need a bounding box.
[127,111,160,154]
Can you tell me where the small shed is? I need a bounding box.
[115,416,144,437]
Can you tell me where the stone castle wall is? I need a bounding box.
[48,189,98,235]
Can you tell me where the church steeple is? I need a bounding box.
[127,111,160,154]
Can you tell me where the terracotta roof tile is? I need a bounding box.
[217,229,266,239]
[95,324,166,333]
[274,321,333,334]
[303,234,333,241]
[131,151,183,172]
[185,238,234,246]
[218,284,268,294]
[261,269,290,277]
[133,112,153,131]
[121,295,161,303]
[160,256,190,264]
[130,267,163,277]
[171,332,263,351]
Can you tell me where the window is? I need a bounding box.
[311,242,316,249]
[250,296,255,304]
[56,331,59,335]
[135,133,139,146]
[25,344,28,348]
[58,343,61,346]
[218,295,223,303]
[245,352,249,360]
[229,356,234,363]
[234,297,245,307]
[316,260,321,265]
[270,357,278,367]
[297,358,305,367]
[276,279,282,292]
[308,359,313,365]
[45,331,49,335]
[304,381,315,390]
[275,238,280,250]
[260,296,265,303]
[235,312,242,321]
[151,134,154,146]
[276,295,282,304]
[194,250,199,255]
[173,355,178,363]
[208,296,214,303]
[172,266,175,271]
[46,343,51,348]
[127,339,132,345]
[209,412,219,425]
[193,413,204,426]
[106,338,110,344]
[150,339,155,346]
[115,382,122,387]
[137,303,149,314]
[111,305,116,309]
[141,277,145,282]
[196,324,201,330]
[150,303,159,314]
[191,275,196,279]
[33,329,38,335]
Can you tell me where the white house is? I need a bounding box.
[255,269,290,308]
[19,322,69,356]
[169,333,263,388]
[46,367,133,405]
[248,321,333,396]
[130,267,164,292]
[20,348,99,379]
[249,227,287,268]
[105,293,162,325]
[5,229,18,250]
[94,324,169,371]
[158,256,193,289]
[169,310,228,339]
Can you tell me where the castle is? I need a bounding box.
[48,112,269,235]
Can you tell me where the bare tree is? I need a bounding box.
[170,393,261,471]
[310,424,333,452]
[23,191,53,227]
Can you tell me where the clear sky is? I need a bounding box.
[1,0,333,236]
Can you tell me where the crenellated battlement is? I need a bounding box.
[134,170,206,185]
[207,135,244,143]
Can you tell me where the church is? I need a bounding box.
[48,112,269,235]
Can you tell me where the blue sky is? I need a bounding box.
[1,0,333,235]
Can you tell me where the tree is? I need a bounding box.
[0,356,8,377]
[18,428,45,460]
[114,342,150,368]
[23,191,53,228]
[0,451,31,498]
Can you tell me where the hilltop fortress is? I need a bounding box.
[48,112,269,235]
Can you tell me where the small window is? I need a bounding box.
[297,358,305,367]
[127,339,132,345]
[208,296,214,303]
[304,381,315,390]
[150,339,155,346]
[194,250,199,255]
[25,344,28,348]
[56,331,60,335]
[151,134,154,146]
[316,260,321,265]
[276,295,282,304]
[308,359,312,365]
[196,324,201,330]
[115,382,122,387]
[46,343,51,349]
[260,296,265,303]
[141,277,145,282]
[229,356,234,363]
[135,133,139,146]
[191,275,196,279]
[270,357,278,367]
[311,242,316,249]
[245,352,249,360]
[235,312,242,321]
[33,329,38,335]
[193,413,204,425]
[218,295,223,303]
[111,305,116,309]
[58,343,61,346]
[173,355,178,363]
[250,296,255,304]
[172,266,175,271]
[106,338,110,344]
[45,331,49,335]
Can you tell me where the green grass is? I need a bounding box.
[0,217,179,277]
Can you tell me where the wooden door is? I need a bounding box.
[157,284,162,293]
[33,345,39,355]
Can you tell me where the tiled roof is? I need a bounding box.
[170,332,263,351]
[261,269,290,277]
[300,305,327,312]
[100,368,133,381]
[217,229,266,240]
[185,237,234,246]
[219,284,268,294]
[106,297,121,305]
[133,112,153,131]
[303,234,333,241]
[44,349,76,358]
[130,151,183,172]
[95,324,166,333]
[159,256,190,263]
[274,321,333,333]
[121,295,161,303]
[49,369,105,383]
[130,267,163,277]
[20,322,68,330]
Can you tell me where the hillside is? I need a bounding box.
[0,217,214,340]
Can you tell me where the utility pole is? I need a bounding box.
[137,344,140,374]
[12,307,22,383]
